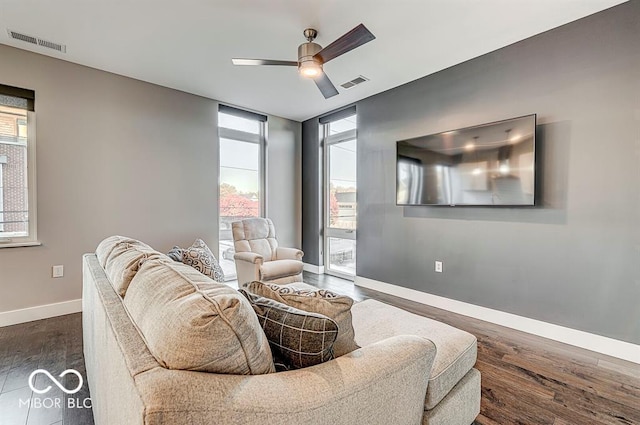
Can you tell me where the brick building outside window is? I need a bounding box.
[0,84,36,245]
[0,110,28,235]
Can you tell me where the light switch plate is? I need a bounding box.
[52,265,64,278]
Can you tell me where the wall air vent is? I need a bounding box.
[7,29,66,53]
[340,75,369,90]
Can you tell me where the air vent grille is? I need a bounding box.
[37,39,65,52]
[7,29,66,53]
[8,30,37,45]
[340,75,369,89]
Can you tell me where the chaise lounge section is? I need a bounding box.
[82,237,480,424]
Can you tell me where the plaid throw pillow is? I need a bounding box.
[239,289,338,370]
[246,281,359,357]
[168,239,225,282]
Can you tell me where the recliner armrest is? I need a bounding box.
[234,252,264,265]
[276,247,304,261]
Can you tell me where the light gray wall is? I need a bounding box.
[0,44,300,314]
[267,115,302,248]
[304,1,640,344]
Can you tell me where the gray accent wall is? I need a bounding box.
[301,119,323,266]
[0,44,300,315]
[305,1,640,344]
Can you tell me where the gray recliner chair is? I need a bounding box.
[232,218,304,287]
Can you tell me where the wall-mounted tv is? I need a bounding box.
[396,114,536,206]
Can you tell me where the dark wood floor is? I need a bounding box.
[0,272,638,425]
[303,272,640,425]
[0,313,93,425]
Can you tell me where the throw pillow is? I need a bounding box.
[174,239,225,282]
[239,289,338,370]
[246,281,359,357]
[167,246,183,262]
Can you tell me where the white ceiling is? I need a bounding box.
[0,0,626,122]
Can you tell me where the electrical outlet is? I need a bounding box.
[435,261,443,273]
[52,265,64,278]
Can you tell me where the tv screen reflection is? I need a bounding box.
[396,115,536,206]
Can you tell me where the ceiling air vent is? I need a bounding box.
[7,30,37,45]
[340,75,369,90]
[7,29,66,53]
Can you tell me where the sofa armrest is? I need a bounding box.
[135,335,436,425]
[234,252,264,265]
[275,247,304,261]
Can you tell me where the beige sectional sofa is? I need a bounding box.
[82,237,480,425]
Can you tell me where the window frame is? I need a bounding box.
[321,112,357,280]
[216,106,267,279]
[0,108,39,248]
[218,117,267,218]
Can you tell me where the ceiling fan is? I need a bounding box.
[232,24,375,99]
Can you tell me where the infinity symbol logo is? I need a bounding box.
[28,369,83,395]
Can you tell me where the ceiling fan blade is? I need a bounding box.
[232,58,298,66]
[314,24,375,64]
[314,72,339,99]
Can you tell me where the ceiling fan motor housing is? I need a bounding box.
[298,42,323,66]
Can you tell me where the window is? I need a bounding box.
[0,84,37,247]
[321,108,357,279]
[218,105,266,279]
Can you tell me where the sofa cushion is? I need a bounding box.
[246,281,359,357]
[123,260,275,375]
[351,299,477,410]
[96,235,127,267]
[239,289,338,370]
[99,237,166,297]
[259,260,304,281]
[96,235,149,268]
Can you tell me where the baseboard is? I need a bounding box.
[303,263,325,274]
[355,276,640,365]
[0,299,82,327]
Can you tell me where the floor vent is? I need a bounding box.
[7,29,66,53]
[340,75,369,89]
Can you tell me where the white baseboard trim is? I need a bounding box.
[0,299,82,327]
[303,263,325,274]
[355,276,640,364]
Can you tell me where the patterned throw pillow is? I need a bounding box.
[167,246,183,262]
[246,281,359,357]
[169,239,225,282]
[239,289,338,370]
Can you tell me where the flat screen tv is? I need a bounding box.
[396,114,536,206]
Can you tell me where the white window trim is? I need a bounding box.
[0,157,4,232]
[218,123,267,218]
[0,111,40,248]
[322,121,357,281]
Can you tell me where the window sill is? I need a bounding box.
[0,241,42,249]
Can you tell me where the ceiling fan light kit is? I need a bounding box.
[232,24,375,99]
